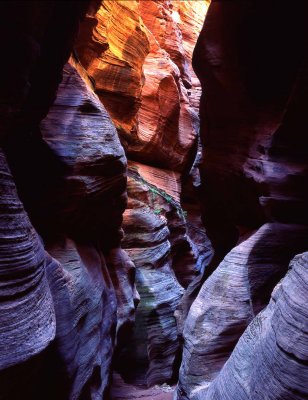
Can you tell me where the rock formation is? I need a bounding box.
[76,0,209,172]
[0,0,210,398]
[176,1,308,399]
[75,0,211,389]
[179,251,308,400]
[2,1,307,400]
[0,2,127,398]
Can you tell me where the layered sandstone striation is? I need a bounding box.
[180,252,308,400]
[75,0,211,390]
[177,224,308,399]
[76,0,209,172]
[0,0,211,398]
[39,61,130,399]
[177,1,308,399]
[0,2,130,398]
[6,1,307,400]
[75,0,150,136]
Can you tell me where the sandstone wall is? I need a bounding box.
[75,0,211,388]
[0,1,210,398]
[176,2,308,399]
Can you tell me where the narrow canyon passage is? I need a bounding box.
[0,1,308,400]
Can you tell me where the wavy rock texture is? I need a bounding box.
[74,0,211,391]
[114,161,203,386]
[76,0,209,172]
[39,60,127,246]
[177,223,308,399]
[1,1,211,398]
[0,150,55,400]
[0,149,55,372]
[1,117,119,399]
[0,3,130,394]
[184,252,308,400]
[45,241,117,400]
[76,0,150,136]
[140,0,209,114]
[177,1,308,399]
[38,61,131,398]
[194,0,308,263]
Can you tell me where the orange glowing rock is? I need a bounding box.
[76,0,208,172]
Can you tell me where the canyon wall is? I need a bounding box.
[75,0,211,389]
[2,1,307,400]
[0,0,210,398]
[176,1,308,399]
[0,2,129,397]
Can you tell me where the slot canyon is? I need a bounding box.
[0,1,307,399]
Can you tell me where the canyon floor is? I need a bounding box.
[110,374,174,400]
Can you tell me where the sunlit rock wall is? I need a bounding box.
[75,0,211,388]
[0,0,211,398]
[76,0,209,172]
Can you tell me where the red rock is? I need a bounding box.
[76,0,150,135]
[76,0,208,172]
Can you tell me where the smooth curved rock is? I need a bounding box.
[76,0,150,135]
[38,61,128,398]
[105,247,140,348]
[112,160,209,387]
[45,240,117,400]
[115,162,186,386]
[39,60,127,247]
[76,0,208,173]
[132,29,196,171]
[194,0,308,263]
[0,150,55,371]
[178,2,308,396]
[185,252,308,400]
[177,223,308,399]
[1,27,129,399]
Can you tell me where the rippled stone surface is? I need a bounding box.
[76,0,208,173]
[0,150,55,371]
[0,17,128,397]
[38,61,128,398]
[115,162,190,386]
[180,252,308,400]
[177,1,308,398]
[177,224,308,399]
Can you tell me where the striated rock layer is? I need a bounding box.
[181,252,308,400]
[74,0,211,391]
[177,1,308,399]
[177,224,308,399]
[0,2,131,398]
[0,149,55,372]
[114,161,203,387]
[0,141,118,399]
[0,0,213,398]
[76,0,209,172]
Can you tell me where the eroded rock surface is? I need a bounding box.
[76,0,209,172]
[182,252,308,400]
[115,161,198,386]
[177,224,308,399]
[74,1,211,391]
[0,150,55,372]
[0,2,130,398]
[177,1,308,399]
[1,1,211,397]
